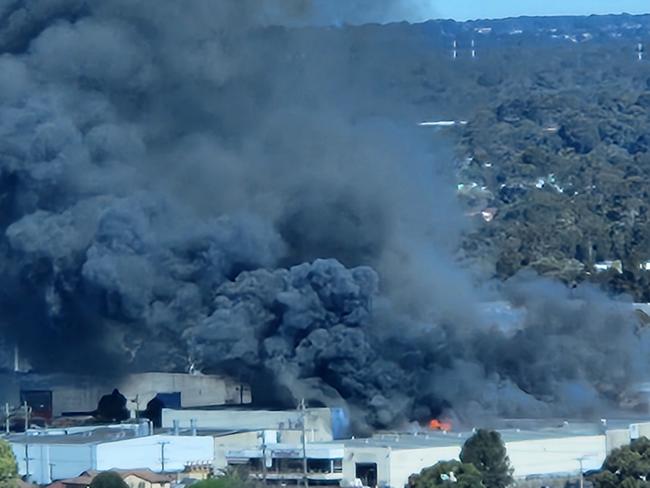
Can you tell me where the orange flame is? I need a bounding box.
[428,419,452,431]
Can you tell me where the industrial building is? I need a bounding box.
[9,424,214,485]
[213,419,650,488]
[162,406,348,441]
[0,372,251,423]
[8,403,650,487]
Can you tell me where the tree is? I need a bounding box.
[89,472,129,488]
[192,467,255,488]
[590,437,650,488]
[460,430,513,488]
[408,460,484,488]
[0,439,17,485]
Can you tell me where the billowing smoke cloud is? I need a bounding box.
[0,0,647,431]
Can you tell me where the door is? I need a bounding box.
[355,463,378,488]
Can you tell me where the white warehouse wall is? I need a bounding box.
[13,443,95,484]
[505,435,606,478]
[343,446,391,487]
[162,408,333,441]
[389,446,462,488]
[96,435,214,472]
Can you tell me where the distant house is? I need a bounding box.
[594,260,623,274]
[639,261,650,271]
[481,208,497,222]
[53,469,172,488]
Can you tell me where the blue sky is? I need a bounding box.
[433,0,649,21]
[301,1,650,26]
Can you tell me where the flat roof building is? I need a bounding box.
[0,372,251,423]
[162,406,346,441]
[9,426,214,485]
[216,420,650,488]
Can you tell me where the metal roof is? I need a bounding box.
[7,427,140,445]
[335,424,620,451]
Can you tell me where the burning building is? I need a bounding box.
[0,371,250,426]
[0,0,649,435]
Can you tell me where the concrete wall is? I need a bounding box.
[214,431,261,469]
[52,384,109,414]
[389,446,461,488]
[12,443,96,484]
[342,446,391,487]
[162,408,333,441]
[630,422,650,440]
[340,436,607,487]
[606,429,630,453]
[505,436,606,478]
[0,372,249,417]
[96,435,214,473]
[12,434,213,484]
[120,373,249,411]
[341,444,462,488]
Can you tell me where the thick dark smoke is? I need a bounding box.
[0,0,648,431]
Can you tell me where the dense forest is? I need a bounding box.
[282,14,650,300]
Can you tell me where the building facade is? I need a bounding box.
[10,427,214,485]
[0,372,251,422]
[162,407,344,441]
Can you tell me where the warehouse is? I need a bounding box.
[339,421,650,488]
[0,371,250,422]
[162,406,348,441]
[225,439,345,485]
[216,420,650,487]
[9,424,214,484]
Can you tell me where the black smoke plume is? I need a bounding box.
[0,1,647,431]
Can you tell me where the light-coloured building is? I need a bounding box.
[216,421,650,488]
[224,437,345,486]
[0,372,250,420]
[162,407,342,441]
[9,426,214,485]
[339,430,606,488]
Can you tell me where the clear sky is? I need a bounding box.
[295,1,650,26]
[433,0,650,21]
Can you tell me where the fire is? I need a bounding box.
[428,419,452,431]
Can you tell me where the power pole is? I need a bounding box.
[5,403,10,434]
[133,395,140,420]
[24,443,32,482]
[577,457,585,488]
[298,399,308,488]
[23,401,30,433]
[260,432,267,485]
[159,441,170,472]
